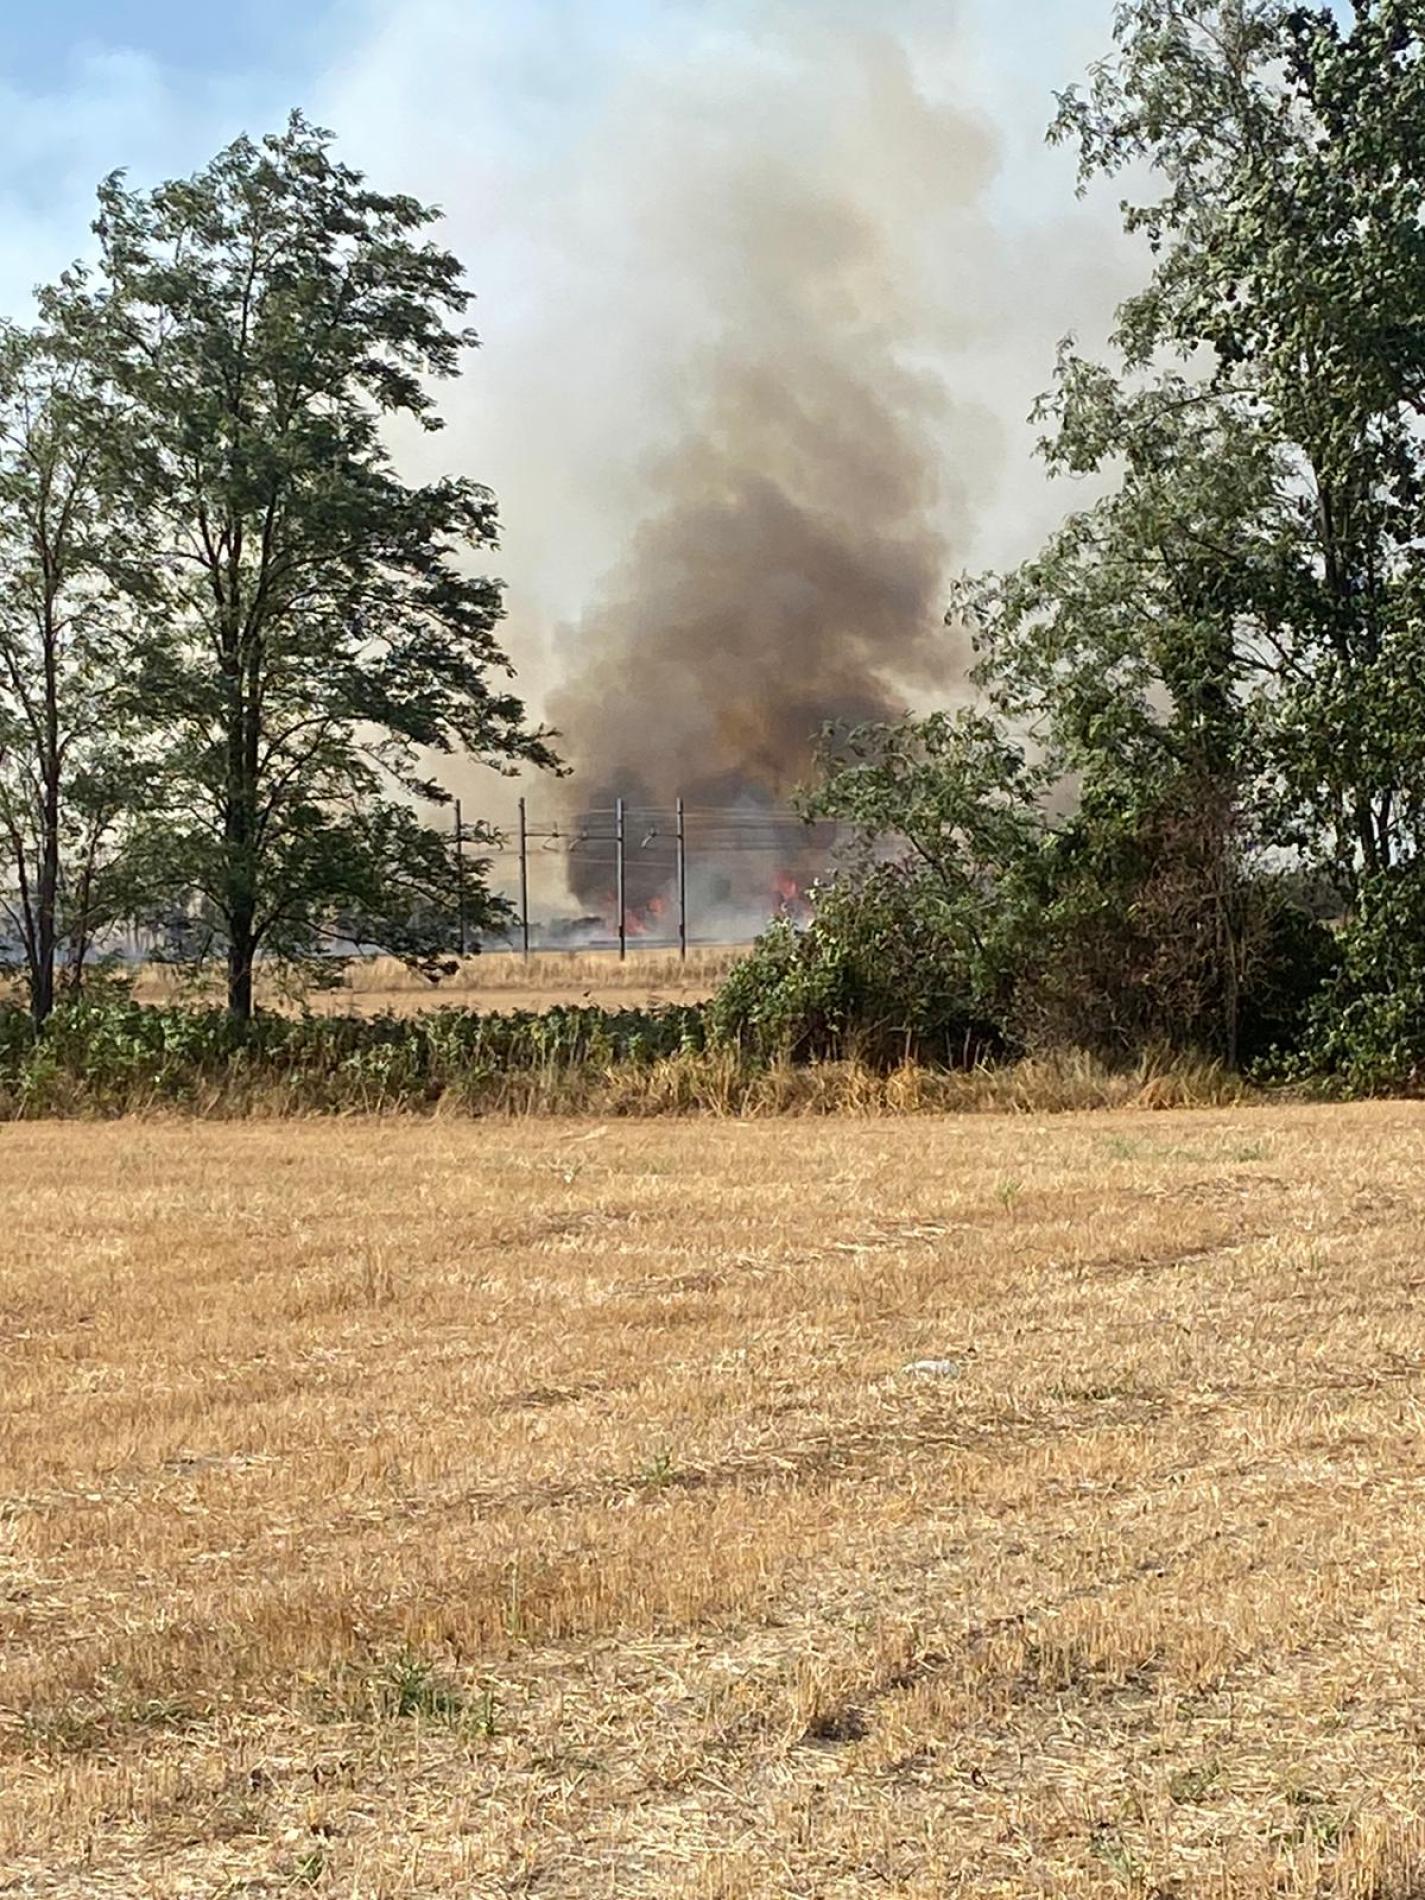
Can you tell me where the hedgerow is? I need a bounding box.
[0,998,711,1116]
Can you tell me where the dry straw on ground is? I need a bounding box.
[3,1105,1425,1895]
[126,947,744,1017]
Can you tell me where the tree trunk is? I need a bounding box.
[31,888,55,1027]
[222,622,263,1025]
[62,810,107,1003]
[223,771,258,1024]
[1223,923,1240,1073]
[32,619,62,1029]
[34,770,60,1028]
[226,923,255,1022]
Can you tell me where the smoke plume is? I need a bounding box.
[322,0,1139,931]
[541,20,1003,918]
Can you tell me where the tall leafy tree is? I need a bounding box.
[942,0,1425,1066]
[1040,0,1425,889]
[0,322,151,1025]
[803,709,1044,967]
[53,114,555,1020]
[957,367,1299,1062]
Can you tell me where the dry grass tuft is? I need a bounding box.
[489,1046,1249,1118]
[340,946,746,995]
[3,1103,1423,1894]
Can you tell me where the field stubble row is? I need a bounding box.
[2,1106,1424,1894]
[130,948,745,1016]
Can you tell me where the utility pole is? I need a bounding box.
[517,796,530,960]
[676,795,688,962]
[615,796,627,963]
[454,799,467,957]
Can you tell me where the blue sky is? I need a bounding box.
[0,0,1087,87]
[0,0,344,90]
[0,0,1105,189]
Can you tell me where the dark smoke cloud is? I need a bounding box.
[543,24,1003,917]
[322,2,1144,931]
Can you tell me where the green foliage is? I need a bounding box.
[708,868,1008,1069]
[0,989,1262,1117]
[380,1651,465,1723]
[0,994,716,1115]
[778,646,1336,1064]
[880,0,1419,1082]
[1290,869,1425,1093]
[641,1448,677,1488]
[1042,0,1425,891]
[1008,780,1336,1063]
[1233,900,1340,1067]
[713,708,1043,1067]
[802,709,1044,924]
[959,367,1280,822]
[44,112,555,1019]
[0,323,155,1024]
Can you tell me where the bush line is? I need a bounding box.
[0,997,1283,1118]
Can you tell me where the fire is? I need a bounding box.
[617,893,670,939]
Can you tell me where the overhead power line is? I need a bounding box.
[467,794,836,962]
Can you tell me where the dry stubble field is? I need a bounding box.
[126,948,743,1017]
[3,1106,1425,1897]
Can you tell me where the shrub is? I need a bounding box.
[707,867,1007,1069]
[1234,901,1339,1068]
[1290,869,1425,1094]
[0,996,711,1116]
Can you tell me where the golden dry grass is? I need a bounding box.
[3,1105,1425,1896]
[123,947,744,1016]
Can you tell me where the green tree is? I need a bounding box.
[947,0,1425,1066]
[708,710,1041,1067]
[1047,0,1425,888]
[956,358,1303,1062]
[802,708,1044,982]
[0,322,152,1025]
[53,113,555,1020]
